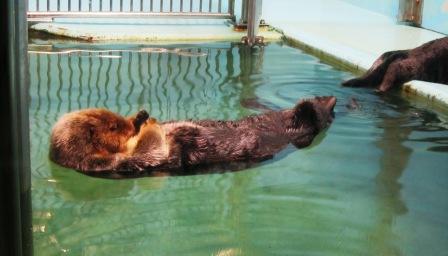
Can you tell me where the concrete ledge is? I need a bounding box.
[404,81,448,104]
[30,19,282,43]
[282,35,366,76]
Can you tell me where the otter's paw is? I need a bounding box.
[136,109,149,122]
[117,159,147,172]
[132,109,150,133]
[342,78,365,87]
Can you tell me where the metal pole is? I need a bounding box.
[398,0,423,26]
[240,0,248,24]
[243,0,263,46]
[228,0,235,21]
[1,0,32,255]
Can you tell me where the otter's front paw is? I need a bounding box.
[136,109,149,121]
[117,158,147,172]
[133,110,150,133]
[342,78,364,87]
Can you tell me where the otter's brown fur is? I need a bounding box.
[342,37,448,91]
[50,109,150,171]
[50,96,337,174]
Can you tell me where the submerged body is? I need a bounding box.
[343,37,448,91]
[50,96,336,175]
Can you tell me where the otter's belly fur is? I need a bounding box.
[131,110,321,171]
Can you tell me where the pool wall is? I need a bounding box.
[422,0,448,35]
[337,0,399,19]
[332,0,448,34]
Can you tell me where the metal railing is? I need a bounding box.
[28,0,235,20]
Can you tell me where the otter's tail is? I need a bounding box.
[289,96,336,148]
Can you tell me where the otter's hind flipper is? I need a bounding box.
[289,97,336,148]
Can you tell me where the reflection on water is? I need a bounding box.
[29,42,448,255]
[370,94,448,255]
[370,97,412,256]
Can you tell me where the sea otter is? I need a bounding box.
[49,96,337,175]
[342,37,448,92]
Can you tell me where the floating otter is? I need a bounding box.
[49,96,336,175]
[342,37,448,92]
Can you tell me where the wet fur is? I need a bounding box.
[50,109,150,171]
[342,37,448,91]
[50,96,336,174]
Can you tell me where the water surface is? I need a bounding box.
[29,42,448,256]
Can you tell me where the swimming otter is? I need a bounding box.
[342,37,448,92]
[50,96,337,174]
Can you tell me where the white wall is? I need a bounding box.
[338,0,398,19]
[422,0,448,35]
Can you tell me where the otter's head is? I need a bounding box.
[50,109,149,163]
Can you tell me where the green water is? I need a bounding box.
[29,41,448,255]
